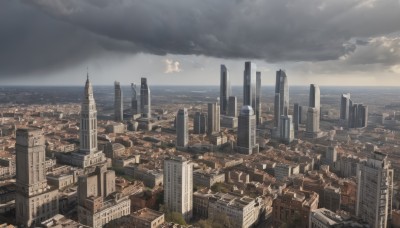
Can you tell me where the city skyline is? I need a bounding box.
[1,0,400,86]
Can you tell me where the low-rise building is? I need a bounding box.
[193,169,225,188]
[131,208,165,228]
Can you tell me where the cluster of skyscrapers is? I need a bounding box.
[114,77,152,121]
[340,93,368,129]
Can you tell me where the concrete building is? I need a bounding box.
[356,151,393,228]
[322,185,341,212]
[176,108,188,147]
[15,128,59,227]
[77,166,130,227]
[274,70,289,133]
[164,156,193,222]
[243,61,257,110]
[207,102,220,135]
[125,166,163,188]
[237,106,258,154]
[274,163,292,181]
[193,169,225,188]
[131,83,139,115]
[255,71,262,125]
[280,115,294,144]
[272,188,319,228]
[208,193,263,228]
[114,81,123,121]
[309,208,344,228]
[220,115,238,128]
[193,112,207,134]
[228,96,238,117]
[131,208,165,228]
[220,65,231,115]
[140,77,151,119]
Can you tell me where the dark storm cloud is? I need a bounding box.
[1,0,400,76]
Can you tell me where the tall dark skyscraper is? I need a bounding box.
[228,96,237,117]
[193,112,207,134]
[243,62,257,109]
[140,77,151,119]
[293,103,302,131]
[340,93,352,127]
[176,108,188,147]
[255,71,262,125]
[131,83,139,115]
[309,84,320,109]
[274,70,289,130]
[237,106,258,154]
[220,65,231,115]
[114,81,123,121]
[349,104,368,128]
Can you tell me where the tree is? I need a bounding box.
[165,212,187,225]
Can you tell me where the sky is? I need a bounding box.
[1,0,400,86]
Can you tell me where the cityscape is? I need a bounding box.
[1,0,400,228]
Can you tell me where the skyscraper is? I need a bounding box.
[306,84,320,137]
[243,62,257,108]
[207,102,220,135]
[237,106,258,154]
[293,103,302,131]
[255,71,262,125]
[140,77,151,119]
[60,75,106,169]
[349,104,368,128]
[114,81,123,121]
[356,151,393,228]
[340,93,352,127]
[176,108,188,147]
[228,96,237,117]
[309,84,320,109]
[280,115,294,144]
[164,156,193,222]
[131,83,139,115]
[193,112,207,134]
[220,65,230,115]
[274,70,289,131]
[15,128,59,227]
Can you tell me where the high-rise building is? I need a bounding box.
[293,103,302,131]
[228,96,237,117]
[280,115,294,144]
[255,71,262,125]
[309,84,320,109]
[356,151,393,228]
[164,156,193,222]
[274,70,289,131]
[243,62,257,108]
[340,93,352,126]
[193,112,207,134]
[220,65,230,115]
[207,102,220,135]
[237,106,258,154]
[15,128,59,227]
[176,108,188,147]
[140,77,151,119]
[349,104,368,128]
[131,83,139,115]
[114,81,123,121]
[78,166,130,227]
[306,107,319,137]
[306,84,320,137]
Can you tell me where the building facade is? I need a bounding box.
[207,102,220,135]
[237,106,258,154]
[114,81,123,121]
[15,128,59,227]
[220,65,231,115]
[164,156,193,222]
[140,77,151,119]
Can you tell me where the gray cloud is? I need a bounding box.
[1,0,400,77]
